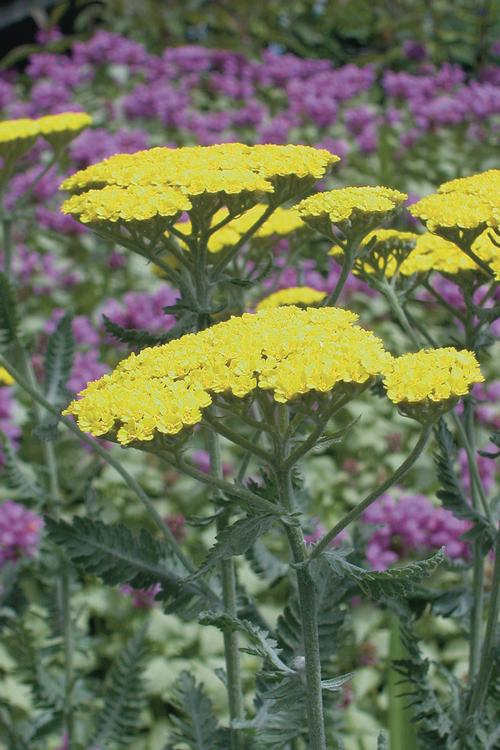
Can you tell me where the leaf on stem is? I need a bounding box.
[90,626,148,749]
[317,547,445,600]
[165,671,226,750]
[434,419,495,551]
[192,514,276,578]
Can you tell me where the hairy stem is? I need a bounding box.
[276,407,326,750]
[468,524,500,715]
[207,426,245,750]
[311,426,431,559]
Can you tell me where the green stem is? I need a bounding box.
[464,398,486,684]
[207,426,245,750]
[323,248,354,307]
[1,216,12,280]
[311,426,431,559]
[60,565,74,746]
[211,203,277,277]
[387,612,417,750]
[468,524,500,715]
[276,407,326,750]
[381,281,421,349]
[204,410,271,465]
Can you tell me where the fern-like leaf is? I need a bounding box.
[0,432,45,500]
[193,514,276,578]
[45,516,208,604]
[102,314,191,348]
[434,419,495,550]
[90,627,148,748]
[166,671,223,750]
[44,312,74,405]
[319,547,445,599]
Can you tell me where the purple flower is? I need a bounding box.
[100,287,179,334]
[402,41,428,62]
[362,492,471,571]
[120,582,162,609]
[69,128,149,168]
[0,501,44,567]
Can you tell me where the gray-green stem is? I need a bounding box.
[311,426,431,559]
[468,524,500,716]
[276,406,326,750]
[207,426,245,750]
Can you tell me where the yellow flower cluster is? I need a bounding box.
[255,287,326,311]
[384,348,483,406]
[62,185,192,224]
[0,113,92,146]
[64,306,391,445]
[170,204,304,254]
[0,367,14,386]
[60,143,339,195]
[410,169,500,234]
[398,231,499,278]
[297,186,407,226]
[439,169,500,197]
[409,192,496,232]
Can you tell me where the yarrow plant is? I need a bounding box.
[0,28,499,750]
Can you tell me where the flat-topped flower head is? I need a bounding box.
[297,186,407,239]
[438,169,500,198]
[400,233,481,276]
[61,185,192,225]
[398,231,500,280]
[256,287,326,311]
[60,143,339,200]
[0,112,92,159]
[64,306,390,446]
[384,347,484,422]
[409,192,497,235]
[0,367,14,386]
[0,118,40,147]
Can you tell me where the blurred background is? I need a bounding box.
[2,0,500,69]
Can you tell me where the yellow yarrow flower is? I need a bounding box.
[60,143,339,196]
[297,187,407,224]
[409,192,497,233]
[384,347,483,421]
[398,230,499,278]
[61,185,192,224]
[255,287,326,311]
[0,118,40,145]
[36,112,93,137]
[439,169,500,198]
[64,306,391,445]
[0,112,92,155]
[0,367,14,386]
